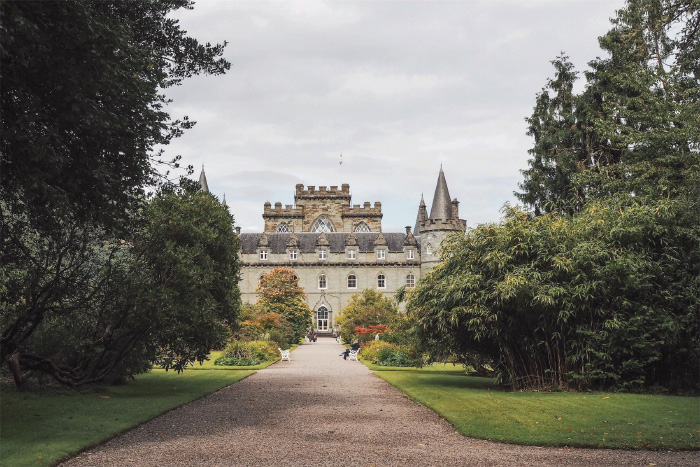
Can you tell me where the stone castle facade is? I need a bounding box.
[200,167,465,334]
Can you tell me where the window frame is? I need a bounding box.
[347,274,357,289]
[347,249,356,260]
[259,250,268,260]
[377,249,386,260]
[289,250,298,260]
[318,249,327,260]
[318,274,327,290]
[406,273,415,288]
[406,249,415,260]
[377,273,386,289]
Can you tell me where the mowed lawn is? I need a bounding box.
[1,369,253,466]
[375,370,700,450]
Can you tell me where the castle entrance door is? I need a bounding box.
[316,307,329,332]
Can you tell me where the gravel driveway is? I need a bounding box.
[62,339,698,466]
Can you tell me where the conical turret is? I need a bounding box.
[199,165,210,193]
[414,194,427,235]
[429,165,452,221]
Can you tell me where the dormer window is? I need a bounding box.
[319,249,327,260]
[377,249,386,260]
[406,249,415,260]
[290,250,298,260]
[347,249,356,260]
[259,250,268,260]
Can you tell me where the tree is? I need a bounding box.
[337,289,399,344]
[5,185,241,387]
[405,200,699,391]
[0,0,229,235]
[256,267,312,344]
[0,0,230,374]
[516,0,699,212]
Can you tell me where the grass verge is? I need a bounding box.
[374,370,700,450]
[1,369,253,466]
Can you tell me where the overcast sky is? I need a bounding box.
[163,0,626,233]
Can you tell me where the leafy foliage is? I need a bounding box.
[406,198,699,390]
[255,267,312,344]
[360,341,419,367]
[215,340,279,366]
[3,187,241,386]
[337,289,399,344]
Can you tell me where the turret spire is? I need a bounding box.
[414,193,427,235]
[198,164,210,192]
[429,166,452,221]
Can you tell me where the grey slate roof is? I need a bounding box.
[240,232,415,254]
[429,166,452,221]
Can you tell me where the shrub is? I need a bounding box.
[214,340,278,366]
[361,341,419,367]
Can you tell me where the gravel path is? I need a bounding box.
[63,339,698,466]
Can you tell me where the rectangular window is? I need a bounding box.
[319,249,327,260]
[259,250,268,260]
[377,274,386,289]
[290,250,297,260]
[406,249,415,260]
[347,249,356,260]
[377,249,385,260]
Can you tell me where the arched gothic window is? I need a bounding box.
[354,222,370,233]
[318,274,327,289]
[311,215,335,233]
[276,222,290,233]
[406,274,415,288]
[426,243,433,255]
[347,274,357,289]
[377,273,386,289]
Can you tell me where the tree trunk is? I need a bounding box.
[9,352,25,390]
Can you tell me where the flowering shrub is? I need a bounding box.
[354,324,389,342]
[214,340,279,366]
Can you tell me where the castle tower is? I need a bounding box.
[418,166,466,271]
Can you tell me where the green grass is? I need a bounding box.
[184,350,278,370]
[374,370,700,450]
[1,369,253,466]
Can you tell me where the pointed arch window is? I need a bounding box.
[377,273,386,289]
[426,243,433,255]
[318,274,327,290]
[276,222,291,233]
[347,274,357,289]
[311,216,335,233]
[354,222,370,233]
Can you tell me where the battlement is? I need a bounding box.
[418,218,465,232]
[295,183,351,199]
[263,201,304,217]
[342,201,382,217]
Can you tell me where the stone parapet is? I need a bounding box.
[295,183,351,201]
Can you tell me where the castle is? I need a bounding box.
[200,167,465,335]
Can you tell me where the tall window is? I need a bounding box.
[259,250,268,260]
[347,274,357,289]
[318,274,327,289]
[377,249,385,260]
[311,215,335,233]
[426,243,433,255]
[347,249,356,260]
[406,249,415,260]
[354,222,370,233]
[406,274,415,288]
[289,250,297,260]
[377,274,386,289]
[318,249,327,260]
[276,222,290,233]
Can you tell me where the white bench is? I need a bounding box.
[348,349,359,361]
[278,348,290,361]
